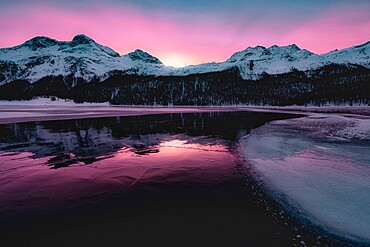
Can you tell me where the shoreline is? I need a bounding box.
[1,98,370,125]
[1,105,368,245]
[238,115,370,245]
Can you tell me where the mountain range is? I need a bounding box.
[0,34,369,105]
[1,34,369,85]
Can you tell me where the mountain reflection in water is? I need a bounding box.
[0,112,297,170]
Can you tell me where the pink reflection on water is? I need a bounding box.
[0,138,236,215]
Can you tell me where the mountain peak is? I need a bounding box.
[255,45,267,49]
[71,34,95,45]
[22,36,59,49]
[267,44,301,52]
[227,45,268,62]
[289,44,300,50]
[242,45,266,51]
[128,49,162,64]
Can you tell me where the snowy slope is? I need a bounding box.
[0,34,369,85]
[323,41,370,68]
[0,35,166,85]
[168,42,369,80]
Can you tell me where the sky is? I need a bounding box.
[0,0,369,67]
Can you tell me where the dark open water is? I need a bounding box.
[0,112,342,246]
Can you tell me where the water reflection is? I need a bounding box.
[0,112,299,169]
[3,112,337,247]
[0,112,300,215]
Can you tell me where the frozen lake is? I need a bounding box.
[240,114,370,245]
[0,109,369,246]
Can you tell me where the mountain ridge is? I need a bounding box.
[0,34,369,85]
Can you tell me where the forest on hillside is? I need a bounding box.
[0,65,369,106]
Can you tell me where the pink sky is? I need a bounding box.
[0,1,369,67]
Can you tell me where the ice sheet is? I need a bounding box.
[240,116,370,243]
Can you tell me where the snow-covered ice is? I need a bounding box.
[0,97,246,124]
[282,114,370,140]
[240,114,370,243]
[0,97,110,107]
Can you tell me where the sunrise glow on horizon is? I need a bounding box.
[1,0,369,66]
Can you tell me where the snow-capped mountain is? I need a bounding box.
[168,44,325,80]
[0,34,165,85]
[0,34,369,85]
[168,42,369,79]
